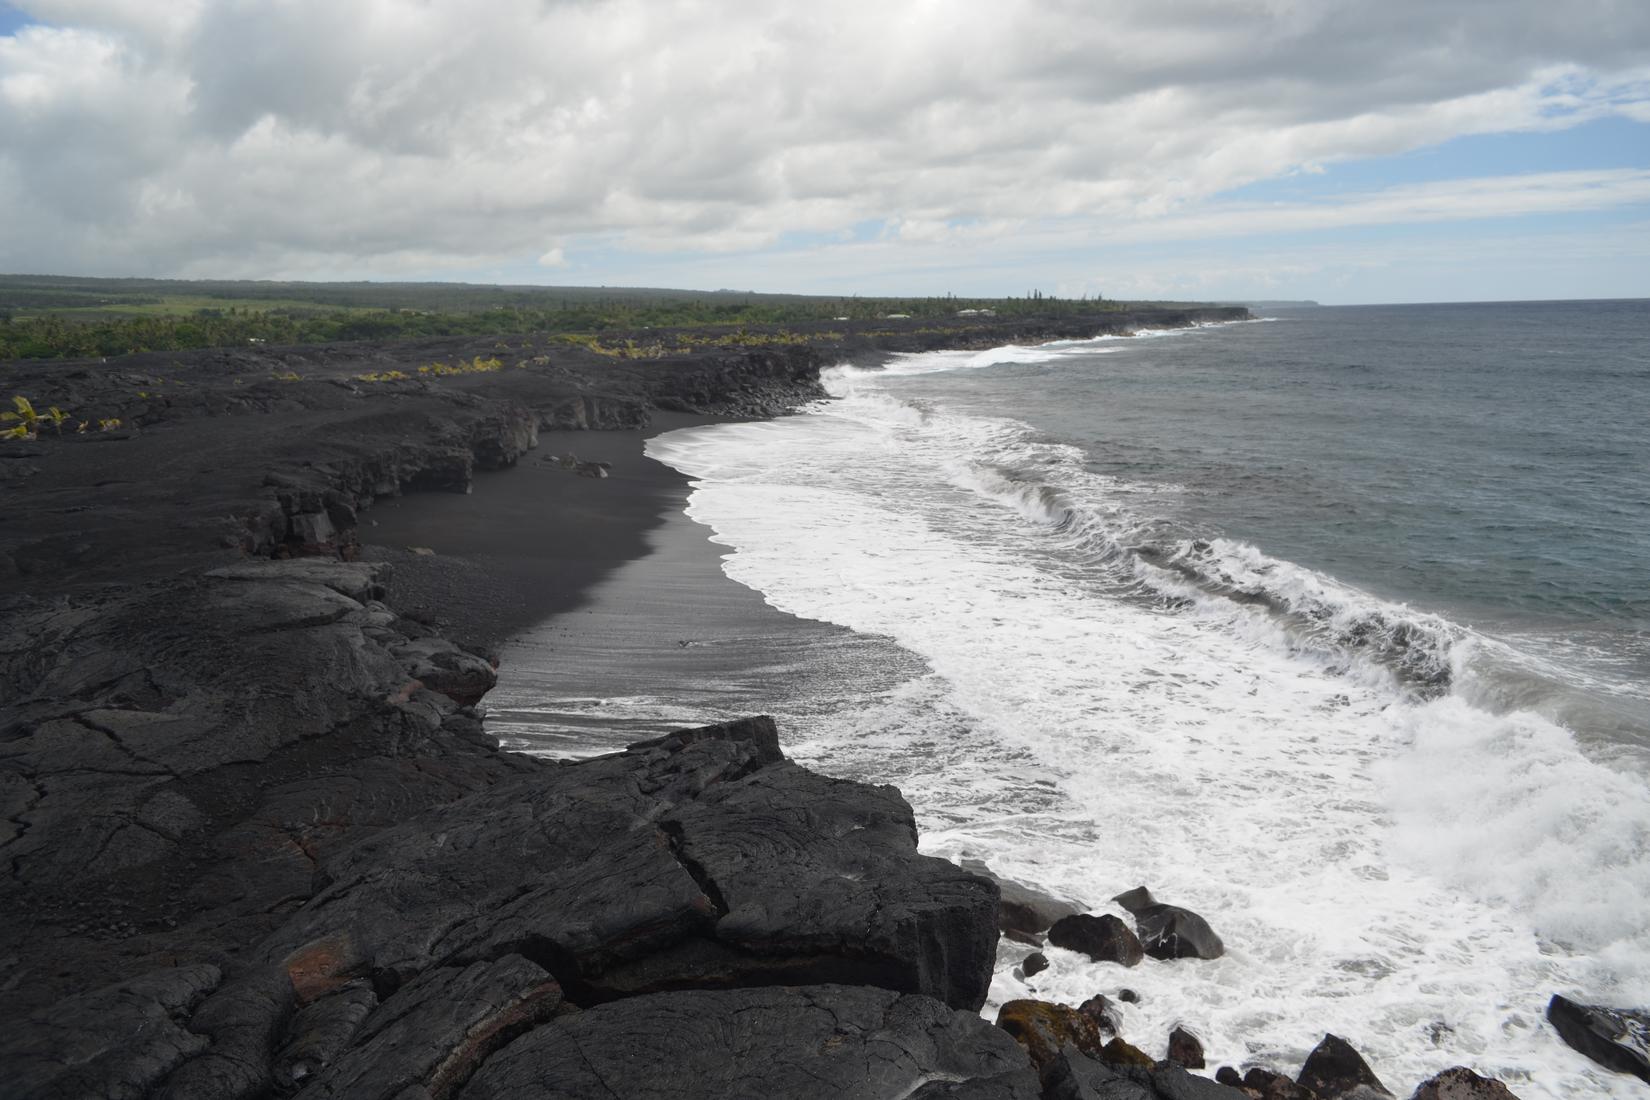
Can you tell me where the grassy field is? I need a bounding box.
[0,274,1205,361]
[0,275,879,317]
[29,296,383,321]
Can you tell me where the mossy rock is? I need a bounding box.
[995,999,1105,1074]
[1100,1037,1155,1069]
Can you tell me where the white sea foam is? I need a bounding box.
[642,343,1650,1097]
[865,320,1244,380]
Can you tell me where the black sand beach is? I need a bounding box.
[359,406,915,760]
[488,443,924,761]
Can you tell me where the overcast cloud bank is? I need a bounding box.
[3,0,1648,300]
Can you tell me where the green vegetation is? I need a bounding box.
[2,394,118,439]
[1,394,45,438]
[0,274,1187,362]
[354,357,506,383]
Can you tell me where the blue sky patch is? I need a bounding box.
[1221,116,1650,204]
[0,4,31,36]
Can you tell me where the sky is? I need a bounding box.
[1,1,1648,304]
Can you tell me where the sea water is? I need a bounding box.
[548,301,1650,1095]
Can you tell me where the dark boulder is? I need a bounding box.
[907,1075,1044,1100]
[1153,1063,1252,1100]
[273,980,379,1093]
[1043,1044,1154,1100]
[1410,1066,1524,1099]
[1046,1041,1247,1100]
[1297,1034,1392,1098]
[1079,994,1121,1035]
[1112,887,1224,961]
[1215,1066,1244,1088]
[152,968,297,1100]
[391,635,497,705]
[1049,913,1144,967]
[1546,994,1650,1083]
[0,965,221,1100]
[961,858,1083,942]
[1245,1067,1315,1099]
[288,955,562,1100]
[1168,1024,1206,1068]
[1024,951,1050,977]
[11,713,1005,1100]
[460,985,1038,1100]
[662,744,1001,1011]
[239,716,997,1014]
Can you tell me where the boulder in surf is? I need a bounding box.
[1049,913,1144,967]
[1296,1033,1392,1098]
[1546,994,1649,1084]
[1112,887,1224,961]
[1410,1066,1524,1099]
[961,858,1083,943]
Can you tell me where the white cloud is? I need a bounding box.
[1098,168,1650,243]
[572,216,1650,305]
[537,246,568,269]
[1,0,1647,280]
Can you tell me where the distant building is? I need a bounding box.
[883,313,910,319]
[956,308,979,316]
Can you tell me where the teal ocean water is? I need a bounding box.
[883,300,1650,753]
[506,300,1650,1095]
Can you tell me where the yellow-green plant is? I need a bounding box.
[415,355,505,377]
[3,396,74,439]
[2,396,41,439]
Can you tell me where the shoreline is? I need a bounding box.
[486,426,921,762]
[461,336,1636,1097]
[3,309,1570,1099]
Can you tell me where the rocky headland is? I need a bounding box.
[2,308,1602,1099]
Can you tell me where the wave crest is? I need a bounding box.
[953,453,1458,697]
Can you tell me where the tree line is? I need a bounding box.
[0,294,1140,361]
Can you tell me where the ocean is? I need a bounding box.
[502,300,1650,1096]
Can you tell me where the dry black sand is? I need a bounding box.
[359,412,730,653]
